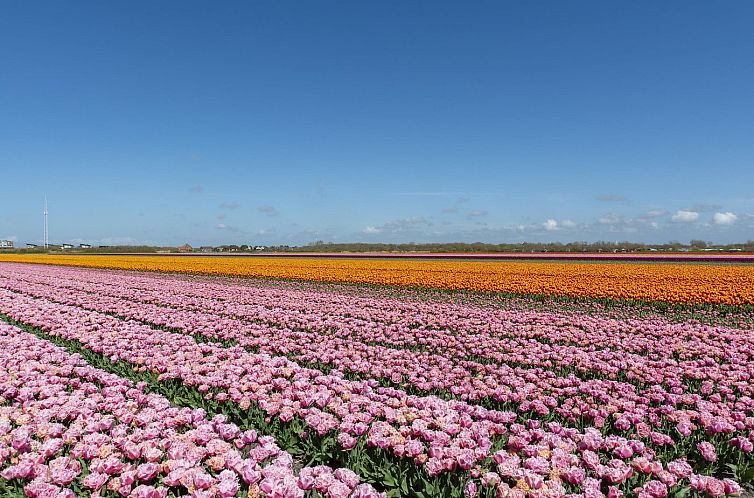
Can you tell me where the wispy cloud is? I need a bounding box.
[219,202,240,210]
[595,213,645,233]
[691,203,721,213]
[598,213,622,225]
[595,194,627,202]
[644,209,668,218]
[389,192,466,197]
[389,192,502,198]
[189,185,204,194]
[363,217,431,234]
[257,205,278,217]
[466,210,488,219]
[72,236,151,246]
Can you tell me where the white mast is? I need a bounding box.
[43,196,48,249]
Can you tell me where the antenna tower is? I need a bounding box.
[43,196,49,249]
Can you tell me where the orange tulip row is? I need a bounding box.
[1,254,753,305]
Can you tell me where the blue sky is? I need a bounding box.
[2,1,753,246]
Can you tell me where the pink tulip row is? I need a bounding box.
[1,266,753,456]
[3,266,752,397]
[0,288,512,471]
[4,273,753,454]
[6,264,748,357]
[0,283,750,497]
[0,321,383,498]
[3,264,751,380]
[4,263,751,360]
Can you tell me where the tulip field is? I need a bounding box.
[0,260,753,497]
[1,254,754,306]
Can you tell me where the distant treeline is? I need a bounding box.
[4,240,754,254]
[82,245,172,253]
[281,240,754,253]
[2,245,171,254]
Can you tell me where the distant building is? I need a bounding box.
[177,244,193,252]
[254,245,266,251]
[0,240,13,249]
[199,246,214,253]
[79,243,92,249]
[26,243,38,248]
[62,243,74,249]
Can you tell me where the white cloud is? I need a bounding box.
[543,219,558,231]
[671,210,699,222]
[713,212,737,225]
[363,226,380,234]
[560,219,576,228]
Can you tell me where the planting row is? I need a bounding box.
[0,321,382,498]
[1,254,753,304]
[1,266,753,463]
[0,285,750,496]
[4,263,750,361]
